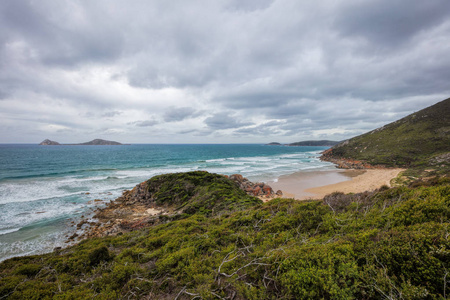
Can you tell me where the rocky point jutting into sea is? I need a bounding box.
[72,172,282,241]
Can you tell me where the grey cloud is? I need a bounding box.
[233,121,286,136]
[102,111,123,118]
[177,129,197,135]
[0,0,124,67]
[225,0,274,12]
[204,113,253,130]
[335,0,450,48]
[163,107,201,122]
[129,120,159,127]
[177,129,212,136]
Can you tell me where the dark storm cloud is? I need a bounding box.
[0,0,449,143]
[0,0,124,67]
[335,0,450,47]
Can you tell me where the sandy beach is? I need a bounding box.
[269,168,405,200]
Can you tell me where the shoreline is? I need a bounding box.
[269,168,405,200]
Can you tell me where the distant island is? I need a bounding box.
[266,140,340,146]
[39,139,61,145]
[287,140,340,147]
[266,142,282,146]
[39,139,125,146]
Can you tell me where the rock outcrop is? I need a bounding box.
[227,174,282,199]
[73,184,169,241]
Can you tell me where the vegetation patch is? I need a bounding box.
[144,171,262,215]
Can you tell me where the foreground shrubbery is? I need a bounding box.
[0,175,449,299]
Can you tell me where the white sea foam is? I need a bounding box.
[0,228,21,236]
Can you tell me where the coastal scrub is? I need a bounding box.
[0,172,448,299]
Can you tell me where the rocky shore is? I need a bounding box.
[226,174,283,199]
[69,174,282,241]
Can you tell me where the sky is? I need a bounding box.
[1,0,449,144]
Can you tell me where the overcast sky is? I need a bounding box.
[1,0,449,143]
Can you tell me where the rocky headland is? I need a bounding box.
[71,172,282,241]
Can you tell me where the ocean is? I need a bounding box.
[0,144,334,261]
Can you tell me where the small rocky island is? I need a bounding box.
[266,142,282,146]
[39,139,124,145]
[39,139,61,145]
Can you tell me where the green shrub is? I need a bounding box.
[14,264,42,277]
[88,245,110,266]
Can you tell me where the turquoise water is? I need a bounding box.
[0,144,334,261]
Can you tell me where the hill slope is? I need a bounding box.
[321,98,450,169]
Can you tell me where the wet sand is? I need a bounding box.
[269,168,405,200]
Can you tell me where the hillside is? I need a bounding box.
[321,98,450,171]
[1,171,449,299]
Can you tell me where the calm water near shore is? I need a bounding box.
[0,144,334,261]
